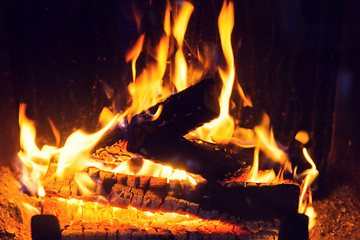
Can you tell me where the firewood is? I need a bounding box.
[44,164,299,222]
[197,182,300,221]
[93,139,253,183]
[126,78,221,153]
[128,135,252,183]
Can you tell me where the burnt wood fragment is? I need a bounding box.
[126,78,221,153]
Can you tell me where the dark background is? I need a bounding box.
[0,0,359,198]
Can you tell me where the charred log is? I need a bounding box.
[44,164,299,222]
[127,135,252,183]
[126,78,221,153]
[198,182,300,221]
[108,180,299,221]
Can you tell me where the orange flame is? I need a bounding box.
[173,1,194,91]
[126,34,145,83]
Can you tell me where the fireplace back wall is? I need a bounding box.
[1,0,358,199]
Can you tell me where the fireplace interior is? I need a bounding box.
[1,0,360,239]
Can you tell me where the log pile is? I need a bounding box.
[43,140,300,223]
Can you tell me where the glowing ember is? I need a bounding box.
[36,196,247,236]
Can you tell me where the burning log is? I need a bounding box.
[44,165,299,222]
[127,135,252,182]
[126,77,221,153]
[107,181,299,221]
[124,77,253,182]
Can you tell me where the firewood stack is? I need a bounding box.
[38,78,306,239]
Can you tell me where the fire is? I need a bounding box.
[18,103,58,197]
[124,5,172,119]
[186,0,236,144]
[17,0,320,234]
[173,1,194,92]
[18,104,200,198]
[110,158,199,185]
[297,147,319,230]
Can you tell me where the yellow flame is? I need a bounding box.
[125,5,172,119]
[22,202,40,216]
[18,103,119,197]
[173,1,194,91]
[18,103,58,196]
[254,114,287,164]
[186,0,236,144]
[247,146,277,183]
[126,34,145,82]
[74,172,97,197]
[230,114,289,183]
[110,159,200,185]
[55,114,118,177]
[297,148,319,230]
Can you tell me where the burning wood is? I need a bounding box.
[14,0,318,239]
[126,77,221,153]
[40,141,300,223]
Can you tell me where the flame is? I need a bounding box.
[186,0,236,144]
[18,103,58,196]
[111,158,200,185]
[18,104,119,197]
[126,34,145,83]
[22,202,41,216]
[125,5,172,119]
[230,114,289,183]
[297,147,319,230]
[173,1,194,92]
[18,102,201,200]
[74,172,97,197]
[247,146,277,183]
[55,114,118,177]
[254,114,288,165]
